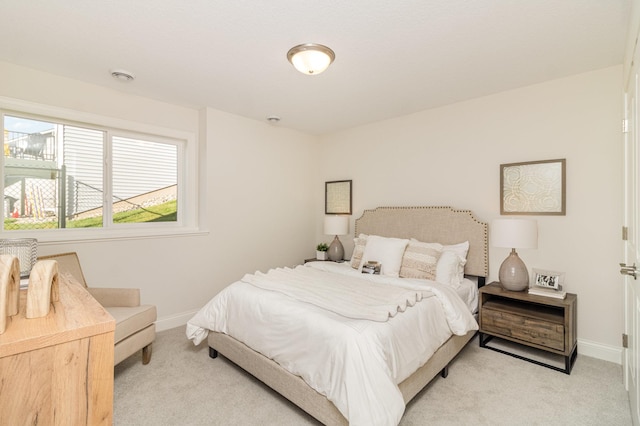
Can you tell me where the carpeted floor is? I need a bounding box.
[114,327,632,425]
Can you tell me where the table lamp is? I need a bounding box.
[491,219,538,291]
[324,215,349,261]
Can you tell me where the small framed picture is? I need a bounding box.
[532,268,565,290]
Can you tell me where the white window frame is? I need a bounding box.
[105,129,184,228]
[0,97,201,243]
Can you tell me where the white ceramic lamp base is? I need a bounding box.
[498,249,529,291]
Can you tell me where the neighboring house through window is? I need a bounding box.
[0,103,198,241]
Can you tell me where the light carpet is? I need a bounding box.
[114,327,632,425]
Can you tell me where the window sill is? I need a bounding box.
[1,227,209,245]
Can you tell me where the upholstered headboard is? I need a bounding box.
[354,206,489,278]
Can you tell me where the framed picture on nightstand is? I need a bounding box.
[532,268,565,290]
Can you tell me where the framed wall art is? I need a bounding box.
[325,180,352,215]
[500,159,566,215]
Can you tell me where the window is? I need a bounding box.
[2,113,183,234]
[111,135,177,224]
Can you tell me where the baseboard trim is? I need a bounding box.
[156,309,198,332]
[578,338,622,364]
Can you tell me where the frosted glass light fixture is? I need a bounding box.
[491,219,537,291]
[324,215,349,261]
[287,43,335,75]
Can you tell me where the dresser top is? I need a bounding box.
[0,276,114,358]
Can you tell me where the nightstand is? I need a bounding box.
[478,282,577,374]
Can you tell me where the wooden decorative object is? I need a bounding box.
[0,255,20,334]
[0,274,115,424]
[26,260,59,319]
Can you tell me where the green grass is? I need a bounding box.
[4,200,177,230]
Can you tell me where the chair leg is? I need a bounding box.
[142,343,152,365]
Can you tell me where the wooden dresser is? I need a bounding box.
[0,275,115,425]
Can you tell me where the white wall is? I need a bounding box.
[0,60,625,361]
[318,66,623,357]
[0,62,318,329]
[202,106,318,286]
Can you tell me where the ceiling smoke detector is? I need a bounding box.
[110,69,135,82]
[266,115,281,123]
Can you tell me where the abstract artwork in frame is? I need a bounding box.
[501,159,566,215]
[325,180,352,215]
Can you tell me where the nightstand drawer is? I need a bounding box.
[481,301,565,351]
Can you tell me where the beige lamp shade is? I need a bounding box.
[491,219,538,291]
[491,219,538,249]
[324,215,349,236]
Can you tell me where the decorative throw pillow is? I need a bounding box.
[350,234,368,269]
[360,235,409,277]
[399,240,443,280]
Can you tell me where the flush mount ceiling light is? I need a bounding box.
[287,43,335,75]
[110,69,135,82]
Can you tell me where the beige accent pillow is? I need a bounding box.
[400,240,442,280]
[350,234,368,269]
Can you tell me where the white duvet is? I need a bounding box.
[186,262,478,426]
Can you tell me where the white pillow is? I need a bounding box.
[443,241,469,260]
[436,250,467,288]
[434,241,469,287]
[360,235,409,277]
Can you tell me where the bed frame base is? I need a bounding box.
[208,330,475,426]
[206,345,449,384]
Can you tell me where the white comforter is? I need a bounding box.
[186,262,478,426]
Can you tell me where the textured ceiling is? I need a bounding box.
[0,0,631,135]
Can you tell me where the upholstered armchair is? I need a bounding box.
[38,252,156,365]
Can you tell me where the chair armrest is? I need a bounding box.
[87,287,140,307]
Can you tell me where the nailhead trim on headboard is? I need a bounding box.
[354,206,489,278]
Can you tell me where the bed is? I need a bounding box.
[186,206,488,426]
